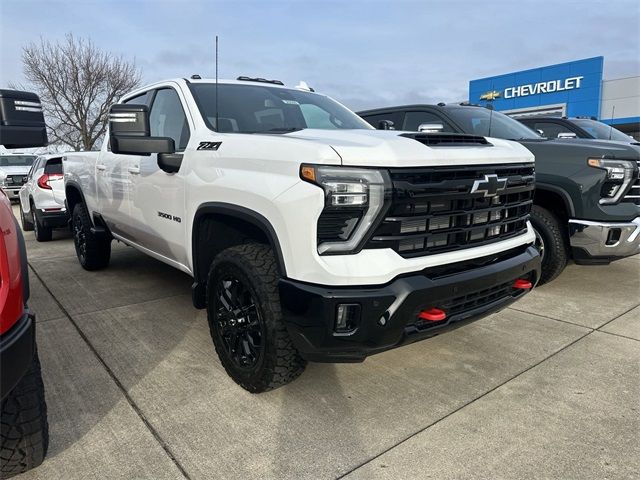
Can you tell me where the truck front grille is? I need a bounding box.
[6,174,27,187]
[622,162,640,205]
[366,163,534,258]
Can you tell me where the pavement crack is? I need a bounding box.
[28,264,192,480]
[336,303,636,480]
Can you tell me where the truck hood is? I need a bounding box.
[0,166,31,176]
[283,129,534,167]
[519,137,640,160]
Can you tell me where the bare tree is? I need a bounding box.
[19,34,141,151]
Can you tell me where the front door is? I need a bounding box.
[128,86,191,267]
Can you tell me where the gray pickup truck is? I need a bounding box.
[359,104,640,284]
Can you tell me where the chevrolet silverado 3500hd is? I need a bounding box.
[63,76,541,392]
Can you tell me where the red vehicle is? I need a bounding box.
[0,89,49,477]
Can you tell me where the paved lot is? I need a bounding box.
[11,205,640,480]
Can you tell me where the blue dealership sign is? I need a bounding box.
[469,57,604,118]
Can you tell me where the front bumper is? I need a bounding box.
[2,187,21,200]
[569,217,640,264]
[279,246,540,362]
[0,308,36,400]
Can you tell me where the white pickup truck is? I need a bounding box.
[63,76,541,392]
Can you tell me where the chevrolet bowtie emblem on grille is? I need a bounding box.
[470,174,508,197]
[479,90,501,101]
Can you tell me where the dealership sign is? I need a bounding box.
[504,76,584,99]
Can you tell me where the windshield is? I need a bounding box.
[570,119,631,142]
[189,83,373,134]
[445,107,542,140]
[0,155,36,167]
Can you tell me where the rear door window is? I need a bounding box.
[44,158,63,174]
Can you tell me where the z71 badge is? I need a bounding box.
[197,141,222,151]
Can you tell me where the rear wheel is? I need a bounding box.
[20,205,34,232]
[0,350,49,478]
[206,243,306,393]
[72,202,111,270]
[32,209,52,242]
[531,205,569,285]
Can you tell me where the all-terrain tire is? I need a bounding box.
[0,351,49,478]
[20,205,34,232]
[531,205,569,285]
[72,202,111,270]
[32,209,52,242]
[206,243,306,393]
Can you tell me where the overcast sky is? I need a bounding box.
[1,0,638,111]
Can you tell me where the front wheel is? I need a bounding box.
[530,205,569,285]
[0,351,49,478]
[72,203,111,270]
[206,243,306,393]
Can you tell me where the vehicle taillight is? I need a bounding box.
[0,194,24,335]
[37,173,63,190]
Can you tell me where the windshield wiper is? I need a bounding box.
[245,127,304,134]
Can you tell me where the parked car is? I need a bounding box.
[517,116,638,144]
[63,76,540,393]
[0,89,49,478]
[19,154,69,241]
[358,104,640,284]
[0,152,37,202]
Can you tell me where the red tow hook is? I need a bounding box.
[513,278,533,290]
[418,308,447,322]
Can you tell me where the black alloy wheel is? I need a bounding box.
[214,275,265,370]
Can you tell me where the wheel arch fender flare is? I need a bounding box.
[534,182,575,218]
[191,202,288,308]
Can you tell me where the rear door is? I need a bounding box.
[128,85,191,267]
[97,91,152,238]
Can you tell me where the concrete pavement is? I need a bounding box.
[11,205,640,480]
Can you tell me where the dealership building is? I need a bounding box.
[469,57,640,139]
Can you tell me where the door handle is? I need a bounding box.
[128,166,140,175]
[96,164,106,171]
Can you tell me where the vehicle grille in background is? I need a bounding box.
[366,163,535,257]
[622,161,640,205]
[7,175,27,187]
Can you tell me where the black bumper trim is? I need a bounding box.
[0,309,36,400]
[279,246,540,362]
[37,209,70,228]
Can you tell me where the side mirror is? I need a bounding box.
[536,129,544,136]
[557,132,577,139]
[377,120,395,130]
[109,104,175,155]
[0,89,48,148]
[418,123,444,133]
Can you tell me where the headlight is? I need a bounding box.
[587,158,637,205]
[301,164,391,254]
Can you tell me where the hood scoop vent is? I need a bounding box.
[400,133,492,147]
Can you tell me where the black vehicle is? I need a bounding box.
[0,89,49,478]
[358,104,640,284]
[517,116,638,144]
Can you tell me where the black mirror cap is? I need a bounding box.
[0,89,48,148]
[377,119,395,130]
[110,136,175,156]
[158,152,183,173]
[109,103,150,137]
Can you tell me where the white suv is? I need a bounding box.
[0,152,36,201]
[19,154,68,241]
